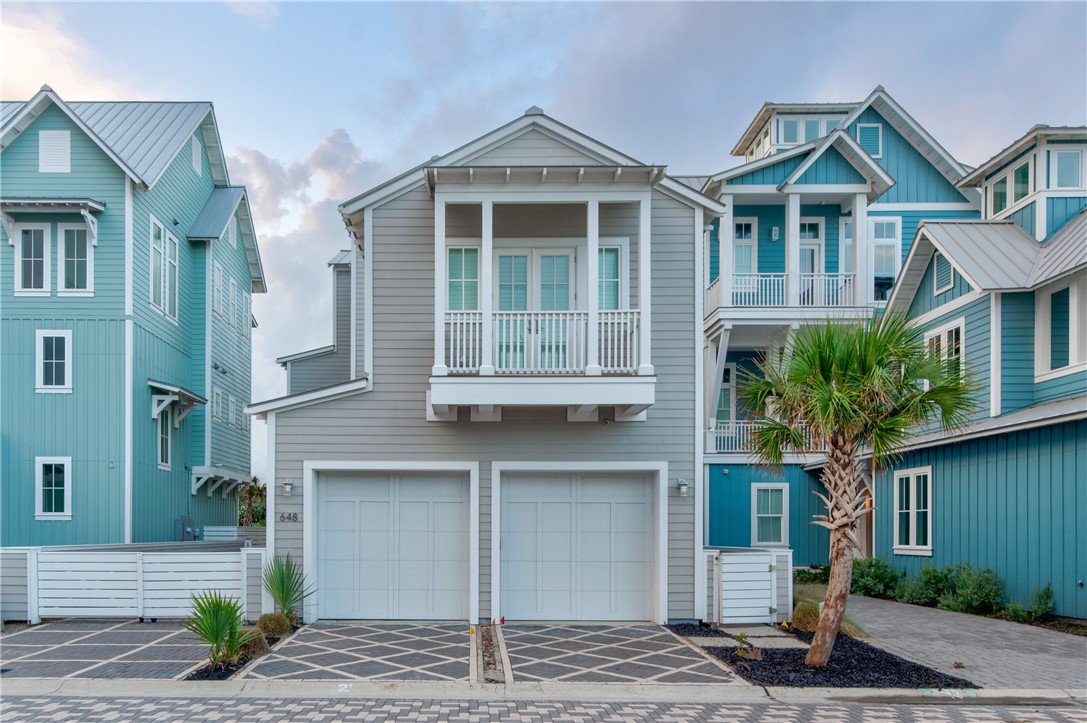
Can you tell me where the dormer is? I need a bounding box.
[732,102,854,162]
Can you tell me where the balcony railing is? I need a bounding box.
[705,273,857,310]
[734,273,787,307]
[709,421,826,454]
[799,273,854,307]
[445,310,640,375]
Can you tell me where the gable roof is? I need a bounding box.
[1,86,227,190]
[731,100,856,156]
[779,130,895,200]
[188,186,266,293]
[1030,207,1087,286]
[958,125,1087,187]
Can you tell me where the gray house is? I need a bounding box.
[249,108,725,624]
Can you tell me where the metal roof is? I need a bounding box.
[328,250,353,266]
[959,126,1087,187]
[671,175,711,191]
[1030,208,1087,286]
[919,220,1038,289]
[188,187,246,240]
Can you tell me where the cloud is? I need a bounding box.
[226,1,279,27]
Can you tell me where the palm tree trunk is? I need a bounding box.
[805,524,856,666]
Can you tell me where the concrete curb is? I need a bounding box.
[3,678,1084,706]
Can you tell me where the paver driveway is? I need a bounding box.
[240,623,471,681]
[501,624,742,684]
[0,620,206,679]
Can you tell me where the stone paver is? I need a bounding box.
[717,625,789,637]
[845,594,1087,689]
[2,696,1086,722]
[0,620,206,679]
[240,623,470,682]
[501,624,741,684]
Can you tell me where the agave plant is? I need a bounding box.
[262,553,315,625]
[183,590,260,669]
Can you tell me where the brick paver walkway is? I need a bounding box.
[846,595,1087,689]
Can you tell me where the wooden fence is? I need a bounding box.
[707,546,793,625]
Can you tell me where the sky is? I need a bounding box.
[4,1,1085,481]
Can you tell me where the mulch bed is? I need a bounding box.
[707,631,977,689]
[666,623,731,638]
[186,657,250,681]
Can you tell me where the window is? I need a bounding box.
[839,220,853,275]
[1036,275,1087,377]
[157,408,171,470]
[15,224,51,293]
[894,467,932,555]
[991,177,1008,215]
[39,130,71,173]
[989,159,1033,216]
[599,247,621,310]
[1050,288,1071,369]
[36,330,72,392]
[36,457,72,520]
[1012,161,1031,204]
[781,119,798,144]
[151,220,164,308]
[751,484,788,546]
[715,364,736,426]
[734,219,757,276]
[799,222,821,241]
[213,264,223,315]
[242,408,250,432]
[213,389,223,420]
[59,224,93,293]
[243,293,251,339]
[925,319,964,379]
[150,218,178,319]
[857,123,883,158]
[229,395,238,427]
[933,251,953,295]
[448,248,479,311]
[228,217,237,247]
[776,116,841,148]
[869,218,901,301]
[230,278,239,329]
[1052,150,1083,189]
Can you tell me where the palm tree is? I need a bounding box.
[239,477,266,527]
[739,312,976,666]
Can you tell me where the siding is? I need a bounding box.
[927,295,991,422]
[794,147,866,185]
[727,155,805,186]
[723,204,843,275]
[869,209,979,263]
[907,251,976,318]
[1036,370,1087,404]
[466,129,607,167]
[288,266,352,393]
[874,419,1087,618]
[1000,292,1035,413]
[1046,196,1087,238]
[0,550,30,622]
[272,186,699,621]
[1009,201,1036,238]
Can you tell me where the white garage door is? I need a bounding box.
[318,472,469,620]
[501,473,653,621]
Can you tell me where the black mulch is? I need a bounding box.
[665,623,732,638]
[185,657,250,681]
[707,631,978,689]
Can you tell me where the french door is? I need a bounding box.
[494,250,576,371]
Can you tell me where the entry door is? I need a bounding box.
[494,250,576,371]
[799,244,820,305]
[534,250,574,370]
[501,473,652,621]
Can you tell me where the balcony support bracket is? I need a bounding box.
[567,405,599,423]
[471,405,502,422]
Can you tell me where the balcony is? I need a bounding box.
[706,421,826,455]
[707,273,855,310]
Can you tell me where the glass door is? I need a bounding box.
[534,250,574,370]
[495,254,528,370]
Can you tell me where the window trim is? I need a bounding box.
[213,263,224,316]
[157,407,172,471]
[1050,149,1084,189]
[932,251,954,296]
[714,362,737,427]
[149,216,179,321]
[1034,274,1086,380]
[230,278,239,329]
[57,223,94,296]
[192,136,202,176]
[212,388,223,420]
[13,223,51,295]
[988,157,1035,217]
[838,218,853,275]
[39,130,71,173]
[36,329,73,393]
[924,317,965,385]
[243,292,251,339]
[868,216,902,302]
[750,483,789,547]
[857,123,883,159]
[229,395,238,427]
[734,217,759,275]
[892,466,933,556]
[35,456,72,520]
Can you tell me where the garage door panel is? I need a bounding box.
[433,532,466,560]
[433,501,467,531]
[615,503,648,531]
[540,502,573,531]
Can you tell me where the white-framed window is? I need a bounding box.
[925,318,964,379]
[776,116,843,148]
[212,388,223,420]
[598,246,623,311]
[58,223,93,294]
[868,217,901,301]
[989,158,1033,216]
[715,363,737,426]
[39,130,71,173]
[157,408,171,470]
[192,136,201,176]
[213,263,223,316]
[857,123,883,158]
[36,330,73,393]
[751,483,788,547]
[1051,149,1084,189]
[14,223,51,294]
[228,216,237,248]
[933,251,953,296]
[1035,274,1086,378]
[734,218,758,277]
[229,395,238,427]
[893,467,932,555]
[839,219,853,275]
[36,456,72,520]
[448,247,480,311]
[229,278,239,329]
[243,293,251,340]
[149,218,178,319]
[242,407,250,432]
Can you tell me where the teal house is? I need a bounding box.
[1,86,266,546]
[699,87,979,565]
[875,125,1087,617]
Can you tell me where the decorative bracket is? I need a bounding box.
[1,212,14,241]
[192,475,211,495]
[80,209,98,246]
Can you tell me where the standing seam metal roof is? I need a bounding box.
[919,220,1038,289]
[188,187,247,239]
[1029,208,1087,286]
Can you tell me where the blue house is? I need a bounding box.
[873,125,1087,617]
[699,86,980,565]
[1,86,267,546]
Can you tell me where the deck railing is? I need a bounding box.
[709,421,825,454]
[799,273,854,307]
[733,273,787,307]
[706,273,859,310]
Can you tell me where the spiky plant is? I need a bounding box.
[183,591,260,669]
[262,553,315,625]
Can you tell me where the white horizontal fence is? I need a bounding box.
[445,311,483,373]
[709,421,825,454]
[799,273,855,307]
[598,310,640,373]
[710,547,793,625]
[733,273,787,307]
[2,546,266,624]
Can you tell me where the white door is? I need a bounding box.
[501,473,652,621]
[318,473,469,620]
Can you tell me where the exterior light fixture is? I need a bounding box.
[283,480,294,496]
[677,479,689,497]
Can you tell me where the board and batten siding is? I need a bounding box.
[271,186,699,621]
[874,419,1087,618]
[726,155,805,186]
[467,128,608,167]
[794,148,866,186]
[1000,291,1036,414]
[915,294,992,423]
[1047,196,1087,237]
[907,250,976,318]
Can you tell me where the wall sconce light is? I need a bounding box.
[283,480,294,496]
[771,226,780,241]
[677,479,689,497]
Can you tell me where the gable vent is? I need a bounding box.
[934,251,953,294]
[857,124,883,159]
[39,130,71,173]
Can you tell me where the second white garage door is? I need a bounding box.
[317,472,469,620]
[500,473,653,621]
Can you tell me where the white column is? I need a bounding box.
[480,200,495,375]
[853,194,869,306]
[719,195,733,308]
[432,197,448,376]
[785,193,801,307]
[585,200,601,375]
[637,195,654,375]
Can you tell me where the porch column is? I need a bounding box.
[853,193,869,306]
[785,192,801,306]
[480,200,496,375]
[719,194,733,308]
[585,200,602,375]
[433,197,448,376]
[637,194,654,375]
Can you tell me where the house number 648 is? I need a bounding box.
[279,512,299,522]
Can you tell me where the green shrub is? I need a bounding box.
[257,612,291,636]
[262,553,315,625]
[241,626,271,660]
[1004,599,1029,623]
[895,565,953,607]
[851,558,901,599]
[1029,584,1055,621]
[937,563,1005,615]
[183,591,261,669]
[794,565,830,585]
